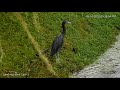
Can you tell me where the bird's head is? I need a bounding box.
[62,20,71,30]
[61,20,71,34]
[62,20,71,25]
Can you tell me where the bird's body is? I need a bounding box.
[50,34,64,56]
[50,20,71,57]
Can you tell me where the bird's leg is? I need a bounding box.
[56,53,60,63]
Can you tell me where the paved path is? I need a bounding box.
[71,34,120,78]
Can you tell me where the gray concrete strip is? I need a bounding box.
[71,34,120,78]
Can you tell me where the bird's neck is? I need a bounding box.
[62,24,66,35]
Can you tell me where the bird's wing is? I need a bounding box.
[51,35,64,56]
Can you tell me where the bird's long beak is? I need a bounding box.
[67,21,71,24]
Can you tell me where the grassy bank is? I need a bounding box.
[0,12,120,78]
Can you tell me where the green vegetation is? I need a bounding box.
[0,12,120,78]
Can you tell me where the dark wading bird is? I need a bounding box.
[50,20,71,61]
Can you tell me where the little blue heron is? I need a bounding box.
[50,20,71,61]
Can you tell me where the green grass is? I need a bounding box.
[0,12,120,78]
